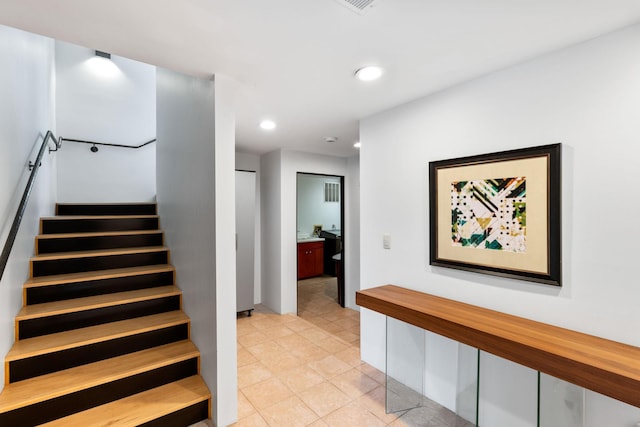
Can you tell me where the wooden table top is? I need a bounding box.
[356,285,640,408]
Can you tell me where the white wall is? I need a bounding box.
[236,151,262,304]
[156,69,237,426]
[297,174,341,236]
[360,24,640,425]
[55,41,156,202]
[0,25,56,389]
[260,150,283,312]
[212,74,238,427]
[345,155,360,309]
[261,149,360,313]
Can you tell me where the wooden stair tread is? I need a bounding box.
[0,340,199,413]
[31,246,168,261]
[24,264,175,288]
[6,311,189,362]
[36,230,163,240]
[41,215,159,220]
[16,286,181,320]
[56,202,157,206]
[39,375,209,427]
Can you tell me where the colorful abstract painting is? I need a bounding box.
[451,177,526,252]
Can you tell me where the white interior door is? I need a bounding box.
[235,170,256,313]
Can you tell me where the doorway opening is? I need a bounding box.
[296,172,345,319]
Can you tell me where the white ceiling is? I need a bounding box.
[2,0,640,157]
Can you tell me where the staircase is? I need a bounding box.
[0,203,211,426]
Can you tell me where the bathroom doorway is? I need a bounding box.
[296,172,345,317]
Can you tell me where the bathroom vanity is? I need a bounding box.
[297,238,324,279]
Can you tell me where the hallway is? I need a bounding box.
[236,305,393,426]
[235,277,471,426]
[297,276,359,346]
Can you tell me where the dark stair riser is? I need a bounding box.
[18,295,181,339]
[41,217,159,234]
[0,358,198,426]
[32,251,169,277]
[9,323,189,383]
[140,400,209,427]
[37,233,164,254]
[26,271,175,305]
[56,204,157,216]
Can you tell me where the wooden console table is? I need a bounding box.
[356,285,640,408]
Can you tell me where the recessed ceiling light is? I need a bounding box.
[260,120,276,130]
[355,66,383,82]
[324,136,338,143]
[353,142,361,148]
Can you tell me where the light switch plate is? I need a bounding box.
[383,233,391,249]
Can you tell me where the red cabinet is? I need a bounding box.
[297,241,324,280]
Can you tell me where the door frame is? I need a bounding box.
[295,172,346,311]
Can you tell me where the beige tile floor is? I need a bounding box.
[234,276,469,427]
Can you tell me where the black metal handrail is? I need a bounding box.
[0,130,61,281]
[61,137,156,150]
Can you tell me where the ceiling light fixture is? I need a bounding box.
[353,142,361,148]
[355,65,383,82]
[88,50,119,78]
[325,137,338,143]
[260,120,276,130]
[95,50,111,60]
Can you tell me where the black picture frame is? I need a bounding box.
[429,143,561,286]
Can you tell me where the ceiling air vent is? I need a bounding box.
[334,0,378,15]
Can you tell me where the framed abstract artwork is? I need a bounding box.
[429,144,561,286]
